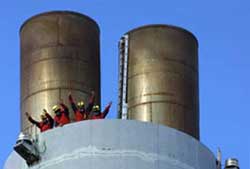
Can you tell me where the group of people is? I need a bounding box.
[25,91,112,133]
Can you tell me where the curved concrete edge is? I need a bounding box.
[4,151,26,169]
[5,120,216,169]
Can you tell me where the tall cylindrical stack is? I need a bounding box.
[119,25,199,139]
[20,11,100,135]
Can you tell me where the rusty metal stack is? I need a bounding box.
[119,25,199,139]
[20,11,101,134]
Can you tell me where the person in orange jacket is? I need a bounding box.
[68,91,95,122]
[53,103,70,127]
[89,102,112,119]
[25,109,54,132]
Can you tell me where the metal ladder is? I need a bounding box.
[118,35,129,119]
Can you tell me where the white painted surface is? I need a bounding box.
[5,120,216,169]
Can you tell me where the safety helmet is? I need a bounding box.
[40,113,46,120]
[92,105,100,112]
[77,101,85,108]
[52,105,60,112]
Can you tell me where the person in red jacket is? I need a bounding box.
[89,102,112,119]
[68,91,95,122]
[53,103,70,127]
[25,109,54,132]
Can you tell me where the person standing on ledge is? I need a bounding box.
[25,109,54,132]
[68,91,95,122]
[89,102,112,119]
[53,102,70,127]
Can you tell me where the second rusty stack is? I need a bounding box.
[118,25,199,139]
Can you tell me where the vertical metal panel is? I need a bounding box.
[20,11,100,135]
[120,25,199,139]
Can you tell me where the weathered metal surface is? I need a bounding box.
[120,25,199,139]
[225,158,239,169]
[4,120,216,169]
[20,11,100,135]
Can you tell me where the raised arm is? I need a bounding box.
[102,102,112,118]
[86,91,95,113]
[43,109,54,126]
[25,112,40,128]
[60,102,69,116]
[68,94,78,113]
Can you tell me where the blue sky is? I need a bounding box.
[0,0,249,168]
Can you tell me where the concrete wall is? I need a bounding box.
[5,120,216,169]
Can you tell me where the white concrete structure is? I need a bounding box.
[5,120,216,169]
